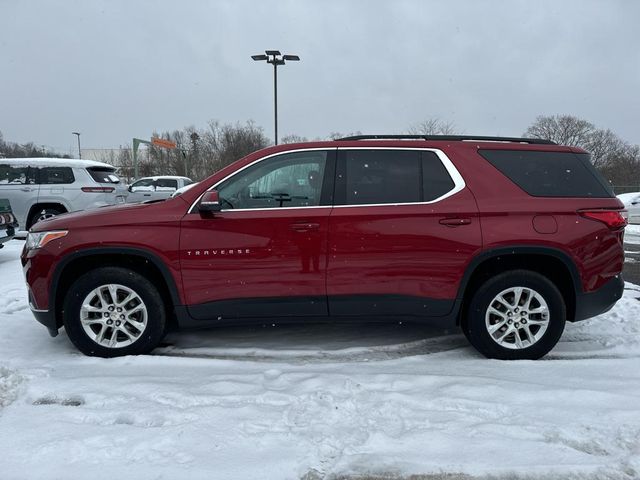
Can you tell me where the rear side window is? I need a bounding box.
[338,150,457,205]
[343,150,421,205]
[155,178,178,191]
[39,167,75,184]
[479,150,614,198]
[423,151,455,201]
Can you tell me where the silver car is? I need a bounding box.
[126,176,193,203]
[0,158,128,230]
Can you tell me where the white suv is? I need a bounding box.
[126,176,193,203]
[0,158,128,230]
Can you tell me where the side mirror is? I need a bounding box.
[199,190,222,213]
[128,185,133,192]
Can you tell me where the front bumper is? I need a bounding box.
[574,274,624,321]
[0,224,16,245]
[30,306,59,337]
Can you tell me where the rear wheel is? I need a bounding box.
[62,267,166,357]
[28,207,63,228]
[464,270,566,360]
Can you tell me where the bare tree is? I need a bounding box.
[525,114,640,191]
[524,115,595,147]
[407,118,459,136]
[328,131,362,140]
[280,134,308,144]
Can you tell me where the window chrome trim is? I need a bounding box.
[188,146,465,213]
[188,147,337,213]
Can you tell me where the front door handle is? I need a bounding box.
[290,222,320,232]
[439,218,472,226]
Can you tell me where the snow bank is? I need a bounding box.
[1,240,639,480]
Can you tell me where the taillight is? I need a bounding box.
[578,210,627,229]
[81,186,115,193]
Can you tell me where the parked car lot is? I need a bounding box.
[126,175,193,203]
[21,135,626,359]
[0,158,127,230]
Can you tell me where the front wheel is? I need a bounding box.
[464,270,566,360]
[63,267,166,357]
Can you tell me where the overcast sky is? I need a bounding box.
[1,0,639,154]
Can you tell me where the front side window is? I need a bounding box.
[130,178,155,192]
[39,167,75,185]
[216,151,328,209]
[0,165,36,185]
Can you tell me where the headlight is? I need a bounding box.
[25,231,68,250]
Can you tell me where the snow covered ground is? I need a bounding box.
[1,239,639,480]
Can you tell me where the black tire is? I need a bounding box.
[62,267,166,357]
[28,207,63,229]
[464,270,566,360]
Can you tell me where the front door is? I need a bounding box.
[180,149,336,321]
[327,148,481,318]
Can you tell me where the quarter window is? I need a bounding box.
[216,151,328,209]
[478,149,614,198]
[87,167,120,184]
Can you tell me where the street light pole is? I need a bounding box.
[273,60,278,145]
[251,50,300,145]
[72,132,81,159]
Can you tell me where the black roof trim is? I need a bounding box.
[335,135,556,145]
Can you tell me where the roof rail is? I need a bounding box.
[335,134,556,145]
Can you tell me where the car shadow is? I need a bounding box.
[155,322,468,363]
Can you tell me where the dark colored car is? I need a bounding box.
[0,198,18,248]
[21,135,627,359]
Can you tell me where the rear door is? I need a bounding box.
[153,178,178,201]
[327,147,481,318]
[36,166,75,211]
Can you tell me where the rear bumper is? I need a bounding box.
[574,274,624,321]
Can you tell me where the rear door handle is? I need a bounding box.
[290,222,320,232]
[439,218,472,226]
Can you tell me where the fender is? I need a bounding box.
[50,246,184,316]
[456,245,582,300]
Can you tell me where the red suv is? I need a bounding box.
[21,136,626,359]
